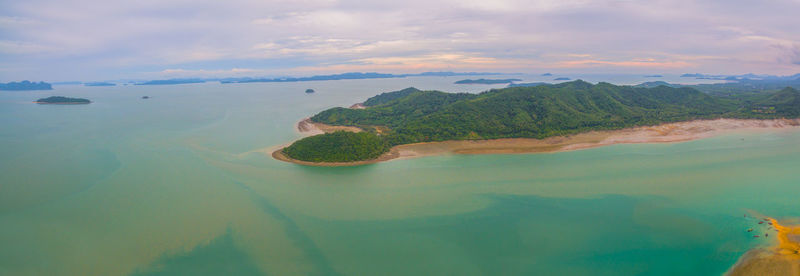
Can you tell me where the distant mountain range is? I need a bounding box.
[680,73,800,81]
[135,79,206,85]
[0,81,53,91]
[454,78,521,84]
[220,72,509,84]
[84,82,116,87]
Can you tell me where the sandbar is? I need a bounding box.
[726,218,800,276]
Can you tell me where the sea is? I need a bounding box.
[1,74,798,275]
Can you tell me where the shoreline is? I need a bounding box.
[272,118,800,167]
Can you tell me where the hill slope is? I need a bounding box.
[284,81,799,162]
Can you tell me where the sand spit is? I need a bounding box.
[727,218,800,276]
[273,118,800,166]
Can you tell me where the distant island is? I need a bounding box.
[634,77,800,96]
[541,73,553,76]
[644,75,663,78]
[454,78,522,84]
[84,82,116,86]
[554,77,571,80]
[507,82,550,88]
[305,89,315,93]
[135,79,205,85]
[34,96,91,104]
[51,81,82,85]
[0,81,53,91]
[678,73,800,81]
[275,80,800,165]
[220,72,510,84]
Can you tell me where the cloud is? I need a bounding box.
[0,0,798,81]
[774,44,800,65]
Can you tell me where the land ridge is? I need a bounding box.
[277,81,800,164]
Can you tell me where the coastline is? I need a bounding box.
[272,118,800,167]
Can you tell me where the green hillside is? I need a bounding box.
[283,81,800,162]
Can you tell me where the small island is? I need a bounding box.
[454,78,522,84]
[0,81,53,91]
[644,74,663,78]
[274,81,800,166]
[541,73,553,76]
[142,96,150,99]
[35,96,91,104]
[554,77,571,80]
[305,89,315,93]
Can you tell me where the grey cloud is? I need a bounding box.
[0,0,798,81]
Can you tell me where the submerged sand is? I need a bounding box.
[274,118,800,167]
[727,218,800,276]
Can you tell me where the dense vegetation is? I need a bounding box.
[283,131,389,162]
[286,80,800,162]
[0,81,52,91]
[35,96,91,104]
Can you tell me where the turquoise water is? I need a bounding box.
[0,76,797,275]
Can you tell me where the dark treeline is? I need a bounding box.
[283,131,388,162]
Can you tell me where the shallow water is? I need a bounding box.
[0,75,796,275]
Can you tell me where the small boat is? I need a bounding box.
[142,96,150,99]
[747,228,753,232]
[759,221,764,224]
[753,235,760,238]
[765,233,769,237]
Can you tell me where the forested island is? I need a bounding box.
[35,96,91,104]
[454,78,522,84]
[0,81,53,91]
[279,80,800,164]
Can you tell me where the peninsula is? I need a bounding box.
[34,96,91,104]
[274,81,800,165]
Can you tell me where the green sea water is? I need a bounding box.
[1,77,798,276]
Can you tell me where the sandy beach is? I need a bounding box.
[273,118,800,166]
[726,218,800,276]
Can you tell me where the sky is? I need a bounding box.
[0,0,799,81]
